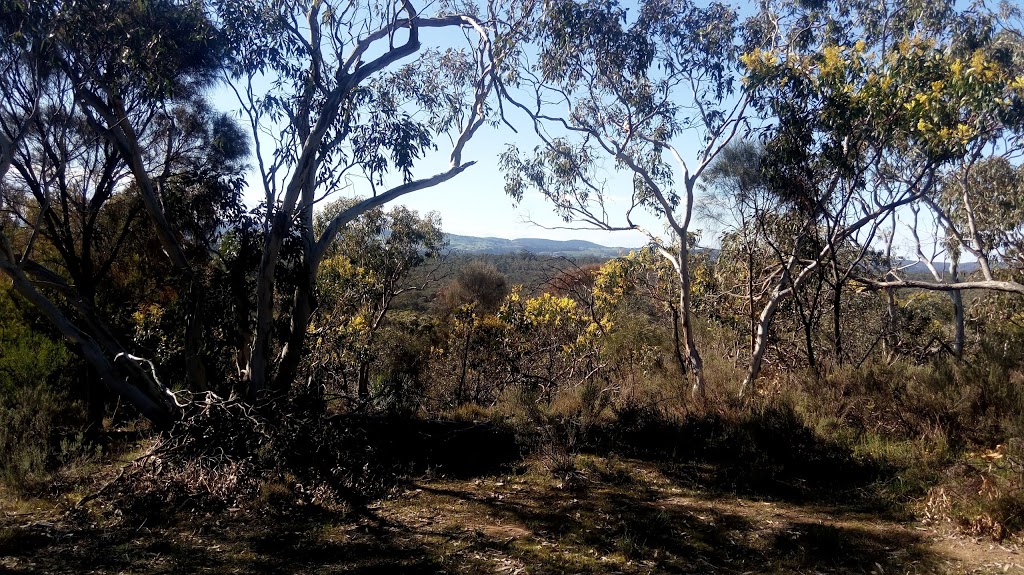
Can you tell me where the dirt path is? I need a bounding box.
[655,495,1024,574]
[374,458,1024,574]
[1,456,1020,574]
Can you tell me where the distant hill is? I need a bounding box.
[897,260,982,277]
[446,234,634,258]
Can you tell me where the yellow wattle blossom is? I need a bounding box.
[821,45,843,73]
[523,293,581,327]
[950,59,964,78]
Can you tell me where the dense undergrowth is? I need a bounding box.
[6,355,1018,546]
[3,257,1024,547]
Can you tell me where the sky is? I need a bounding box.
[211,86,657,251]
[378,119,658,248]
[208,10,668,251]
[206,3,951,260]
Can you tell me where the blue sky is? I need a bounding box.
[210,83,658,250]
[208,10,665,250]
[207,5,949,259]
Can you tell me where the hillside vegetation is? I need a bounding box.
[2,0,1024,572]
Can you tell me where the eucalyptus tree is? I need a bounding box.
[216,0,535,402]
[736,0,1024,395]
[840,9,1024,359]
[500,0,749,396]
[0,0,240,425]
[1,0,534,425]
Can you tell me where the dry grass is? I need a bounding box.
[2,451,1017,574]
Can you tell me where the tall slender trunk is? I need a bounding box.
[272,263,316,396]
[951,288,965,358]
[832,275,844,365]
[950,260,964,358]
[747,244,756,355]
[741,282,786,399]
[248,212,288,401]
[802,310,816,370]
[740,288,784,398]
[799,274,825,371]
[669,304,688,376]
[884,288,897,361]
[740,257,814,398]
[677,243,705,398]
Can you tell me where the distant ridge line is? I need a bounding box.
[445,234,633,257]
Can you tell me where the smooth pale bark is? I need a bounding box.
[676,243,706,397]
[246,161,476,401]
[740,251,816,398]
[245,3,428,399]
[241,8,486,400]
[740,175,933,397]
[949,261,965,358]
[740,274,792,398]
[859,278,1024,296]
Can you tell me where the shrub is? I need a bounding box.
[0,299,85,491]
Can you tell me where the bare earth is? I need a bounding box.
[1,457,1020,574]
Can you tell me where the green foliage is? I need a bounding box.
[0,287,86,490]
[309,202,447,405]
[744,2,1024,168]
[942,157,1024,265]
[437,261,509,316]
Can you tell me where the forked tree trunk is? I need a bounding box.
[247,212,288,401]
[740,256,815,398]
[740,286,784,398]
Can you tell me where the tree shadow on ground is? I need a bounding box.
[363,417,522,479]
[597,402,903,514]
[0,507,450,574]
[415,479,945,575]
